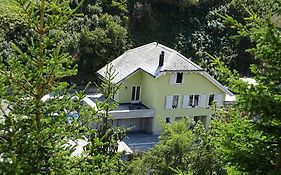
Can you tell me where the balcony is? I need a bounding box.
[85,94,154,119]
[109,103,154,119]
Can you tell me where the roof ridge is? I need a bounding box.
[125,42,157,54]
[156,43,203,70]
[155,43,176,53]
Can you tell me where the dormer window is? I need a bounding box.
[176,73,183,84]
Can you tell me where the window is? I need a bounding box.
[176,73,183,84]
[131,86,141,101]
[208,94,215,106]
[170,73,183,84]
[188,95,199,108]
[207,94,223,107]
[166,117,171,123]
[166,95,180,109]
[172,95,179,108]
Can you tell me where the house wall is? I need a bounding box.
[142,71,225,134]
[115,71,143,103]
[115,71,226,135]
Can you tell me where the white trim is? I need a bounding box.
[207,93,215,106]
[199,94,207,108]
[199,72,233,96]
[182,95,189,108]
[169,73,177,85]
[165,96,173,109]
[214,93,224,107]
[166,95,180,109]
[187,94,200,108]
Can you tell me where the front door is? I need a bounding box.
[131,86,141,103]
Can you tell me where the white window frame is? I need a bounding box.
[199,94,207,108]
[188,94,200,108]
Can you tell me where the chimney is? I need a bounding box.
[159,51,164,67]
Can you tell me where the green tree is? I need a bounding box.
[210,0,281,174]
[0,0,126,174]
[65,0,130,84]
[212,108,276,175]
[127,120,226,175]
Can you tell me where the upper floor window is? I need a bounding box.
[170,73,183,85]
[183,94,207,108]
[131,86,141,102]
[207,93,224,107]
[166,95,180,109]
[176,73,183,84]
[172,95,179,108]
[189,95,199,108]
[208,94,215,106]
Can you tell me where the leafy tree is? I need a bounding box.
[127,120,226,175]
[65,0,131,84]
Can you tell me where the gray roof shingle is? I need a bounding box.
[97,42,203,84]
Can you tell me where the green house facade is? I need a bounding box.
[97,42,233,135]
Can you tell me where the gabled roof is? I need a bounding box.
[97,42,233,96]
[97,42,203,84]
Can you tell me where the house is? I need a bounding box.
[97,42,233,135]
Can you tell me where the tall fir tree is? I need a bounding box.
[0,0,126,174]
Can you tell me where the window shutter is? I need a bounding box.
[199,95,207,108]
[165,96,173,109]
[169,73,177,85]
[182,95,189,108]
[215,94,224,107]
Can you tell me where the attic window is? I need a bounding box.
[170,73,184,85]
[176,73,183,84]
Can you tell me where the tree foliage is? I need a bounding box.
[0,0,126,174]
[212,108,277,175]
[210,0,281,174]
[65,0,131,84]
[128,0,258,77]
[127,120,226,175]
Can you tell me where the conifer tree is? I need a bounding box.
[0,0,126,174]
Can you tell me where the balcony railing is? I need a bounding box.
[109,103,154,119]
